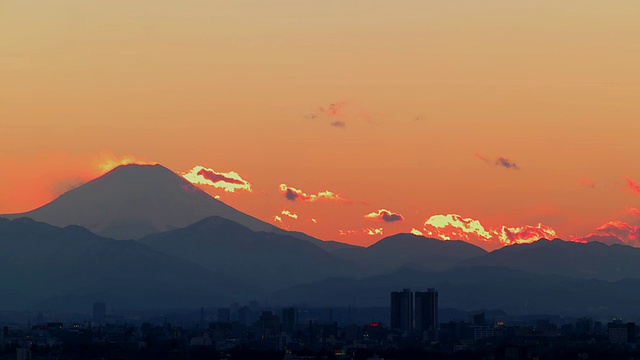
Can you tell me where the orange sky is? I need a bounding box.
[2,1,640,249]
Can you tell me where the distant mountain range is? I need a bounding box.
[4,164,640,317]
[2,164,351,252]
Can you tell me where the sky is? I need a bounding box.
[2,0,640,250]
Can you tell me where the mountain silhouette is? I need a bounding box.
[140,216,357,290]
[0,217,255,310]
[458,238,640,281]
[2,164,352,251]
[333,233,487,275]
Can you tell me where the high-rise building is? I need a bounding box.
[238,306,252,326]
[390,289,414,331]
[282,307,298,334]
[608,319,635,344]
[93,302,106,325]
[415,289,438,340]
[217,308,231,323]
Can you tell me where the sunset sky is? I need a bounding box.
[2,1,640,250]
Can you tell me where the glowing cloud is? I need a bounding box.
[626,177,640,195]
[281,210,298,219]
[578,178,596,188]
[183,166,251,193]
[498,224,557,245]
[575,220,640,245]
[365,227,384,236]
[410,228,424,236]
[365,209,405,223]
[424,214,493,242]
[625,206,640,216]
[279,184,349,203]
[96,153,157,174]
[422,213,556,249]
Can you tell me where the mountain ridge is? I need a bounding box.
[1,164,355,252]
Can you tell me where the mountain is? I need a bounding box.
[0,217,256,310]
[139,216,358,290]
[458,239,640,281]
[332,233,487,275]
[2,164,353,251]
[270,266,640,317]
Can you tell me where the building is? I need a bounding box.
[93,302,106,325]
[415,289,438,340]
[282,307,298,334]
[258,311,281,339]
[218,308,231,323]
[390,289,414,331]
[608,319,635,344]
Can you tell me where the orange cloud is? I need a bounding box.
[182,166,251,193]
[625,206,640,216]
[364,209,404,223]
[95,153,157,174]
[498,224,557,245]
[279,184,350,203]
[422,213,556,249]
[626,177,640,195]
[577,178,596,188]
[338,227,384,236]
[309,101,374,127]
[575,220,640,245]
[319,102,349,117]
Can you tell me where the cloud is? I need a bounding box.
[475,153,519,170]
[279,184,350,203]
[578,178,596,188]
[364,227,384,236]
[320,102,349,116]
[474,153,490,163]
[410,228,424,236]
[338,227,384,236]
[574,220,640,246]
[495,157,519,169]
[50,177,86,195]
[308,101,375,127]
[96,153,157,174]
[365,209,405,223]
[625,206,640,216]
[182,166,251,193]
[421,213,556,249]
[626,177,640,195]
[498,224,557,245]
[281,210,298,219]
